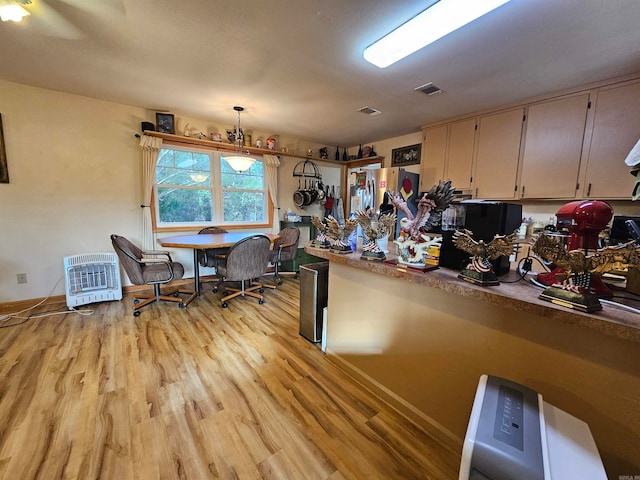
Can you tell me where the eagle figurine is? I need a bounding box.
[453,229,518,285]
[533,234,640,292]
[387,179,455,242]
[324,215,358,252]
[532,234,640,312]
[310,214,331,248]
[354,211,396,260]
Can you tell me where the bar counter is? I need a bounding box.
[306,242,640,478]
[305,243,640,343]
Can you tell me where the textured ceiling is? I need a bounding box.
[1,0,639,147]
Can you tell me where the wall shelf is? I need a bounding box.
[142,131,383,166]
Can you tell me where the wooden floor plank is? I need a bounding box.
[0,278,459,479]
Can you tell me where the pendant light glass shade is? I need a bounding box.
[221,106,255,172]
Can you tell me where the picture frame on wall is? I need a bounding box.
[0,113,9,184]
[391,143,421,167]
[156,113,175,134]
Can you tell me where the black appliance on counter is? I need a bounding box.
[609,215,640,245]
[439,201,522,276]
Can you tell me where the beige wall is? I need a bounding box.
[325,262,640,478]
[0,80,343,302]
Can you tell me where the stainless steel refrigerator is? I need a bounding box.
[349,167,420,235]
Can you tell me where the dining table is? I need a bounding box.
[158,231,281,300]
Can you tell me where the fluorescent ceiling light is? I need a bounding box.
[0,1,30,22]
[364,0,511,68]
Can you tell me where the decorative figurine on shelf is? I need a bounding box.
[533,234,640,312]
[319,147,328,159]
[387,180,455,267]
[453,229,518,286]
[227,126,243,144]
[310,215,331,248]
[355,210,396,261]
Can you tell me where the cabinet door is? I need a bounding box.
[519,93,589,199]
[473,108,524,199]
[420,125,447,191]
[445,118,476,190]
[583,81,640,199]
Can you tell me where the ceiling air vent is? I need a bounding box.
[357,106,382,116]
[415,82,444,96]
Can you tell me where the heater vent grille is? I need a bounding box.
[64,253,122,308]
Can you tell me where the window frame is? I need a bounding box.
[151,141,272,232]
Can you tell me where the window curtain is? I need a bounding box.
[263,154,281,232]
[139,134,163,250]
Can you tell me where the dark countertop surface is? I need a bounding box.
[305,242,640,344]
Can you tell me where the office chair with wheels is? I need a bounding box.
[265,226,300,285]
[111,234,196,316]
[216,235,271,308]
[197,226,228,292]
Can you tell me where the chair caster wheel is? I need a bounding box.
[258,299,264,304]
[133,299,140,305]
[173,292,180,297]
[212,288,218,293]
[259,288,264,293]
[294,274,298,280]
[223,291,230,296]
[222,302,228,308]
[134,311,141,317]
[277,280,283,285]
[179,303,185,308]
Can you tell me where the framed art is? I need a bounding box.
[156,113,175,134]
[0,113,8,184]
[391,143,421,167]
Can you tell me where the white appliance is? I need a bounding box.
[64,253,123,308]
[459,375,607,480]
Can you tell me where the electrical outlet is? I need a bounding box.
[17,273,27,284]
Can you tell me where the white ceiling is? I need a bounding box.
[1,0,639,147]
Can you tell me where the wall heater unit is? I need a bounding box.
[64,253,123,308]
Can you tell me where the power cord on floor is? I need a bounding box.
[0,276,95,328]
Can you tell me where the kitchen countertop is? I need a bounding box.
[304,242,640,344]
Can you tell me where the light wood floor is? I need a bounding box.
[0,278,459,479]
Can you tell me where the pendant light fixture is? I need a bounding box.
[0,0,30,22]
[222,106,255,173]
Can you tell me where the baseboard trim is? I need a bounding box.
[325,348,463,454]
[0,276,213,314]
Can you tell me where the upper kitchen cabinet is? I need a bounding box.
[419,125,447,191]
[581,80,640,199]
[472,108,525,200]
[519,93,590,199]
[445,118,476,191]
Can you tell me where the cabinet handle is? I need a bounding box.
[475,187,478,197]
[587,183,592,197]
[522,185,525,197]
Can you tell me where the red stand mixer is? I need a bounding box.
[537,200,614,296]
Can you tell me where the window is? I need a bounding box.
[154,145,267,227]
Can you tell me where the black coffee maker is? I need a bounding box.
[438,201,522,275]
